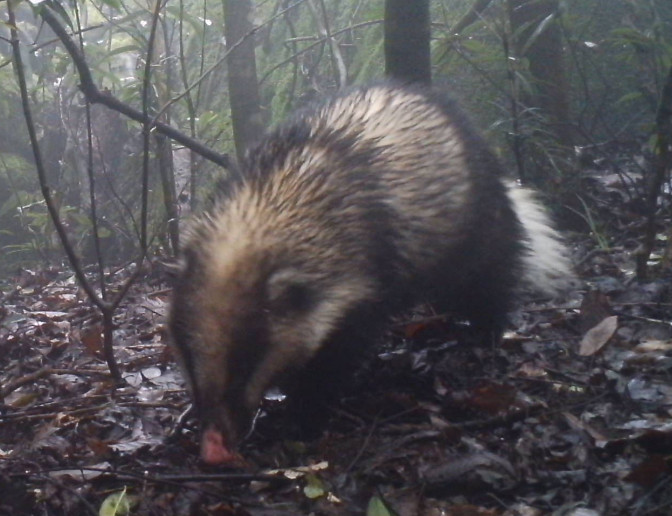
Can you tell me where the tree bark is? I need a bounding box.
[384,0,431,85]
[223,0,264,164]
[508,0,573,147]
[636,65,672,279]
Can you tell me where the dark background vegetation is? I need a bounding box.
[0,0,670,272]
[0,0,669,275]
[1,0,672,514]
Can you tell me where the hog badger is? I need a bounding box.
[169,82,571,464]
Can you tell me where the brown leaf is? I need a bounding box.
[562,412,608,445]
[625,455,669,487]
[79,324,104,357]
[403,321,428,338]
[470,383,517,414]
[421,451,517,490]
[579,315,618,356]
[87,438,113,458]
[579,290,612,333]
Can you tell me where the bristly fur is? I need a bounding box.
[169,81,572,463]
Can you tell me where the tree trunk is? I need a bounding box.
[223,0,264,164]
[636,64,672,279]
[508,0,573,147]
[156,134,179,254]
[384,0,431,85]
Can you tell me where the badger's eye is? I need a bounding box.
[267,269,316,316]
[270,281,315,316]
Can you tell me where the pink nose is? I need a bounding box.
[201,426,238,465]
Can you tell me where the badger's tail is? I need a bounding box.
[506,182,574,296]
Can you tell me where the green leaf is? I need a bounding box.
[41,0,75,32]
[366,495,394,516]
[197,111,221,134]
[303,473,325,499]
[616,91,643,105]
[165,5,206,34]
[99,0,122,11]
[609,27,650,43]
[96,45,144,64]
[459,38,491,57]
[0,191,32,218]
[99,488,133,516]
[521,13,556,55]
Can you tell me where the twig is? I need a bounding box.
[614,311,672,327]
[1,367,55,400]
[346,415,379,473]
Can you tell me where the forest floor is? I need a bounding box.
[2,152,672,515]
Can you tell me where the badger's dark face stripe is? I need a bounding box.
[168,251,208,414]
[221,283,271,422]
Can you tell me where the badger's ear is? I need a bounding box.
[266,269,318,316]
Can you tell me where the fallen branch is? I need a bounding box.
[0,366,111,400]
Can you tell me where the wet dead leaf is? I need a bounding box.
[421,451,517,489]
[625,455,669,487]
[141,366,162,380]
[563,412,609,445]
[579,315,618,356]
[579,290,612,333]
[48,462,112,480]
[80,324,104,356]
[470,382,517,414]
[633,340,672,353]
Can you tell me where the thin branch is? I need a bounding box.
[311,0,347,87]
[153,0,309,125]
[72,4,107,298]
[259,19,383,86]
[450,0,496,36]
[0,367,111,400]
[178,0,200,210]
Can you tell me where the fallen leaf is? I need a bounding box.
[367,495,394,516]
[141,366,162,380]
[99,487,137,516]
[303,473,325,499]
[625,455,668,487]
[579,316,618,356]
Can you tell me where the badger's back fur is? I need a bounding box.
[169,82,572,464]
